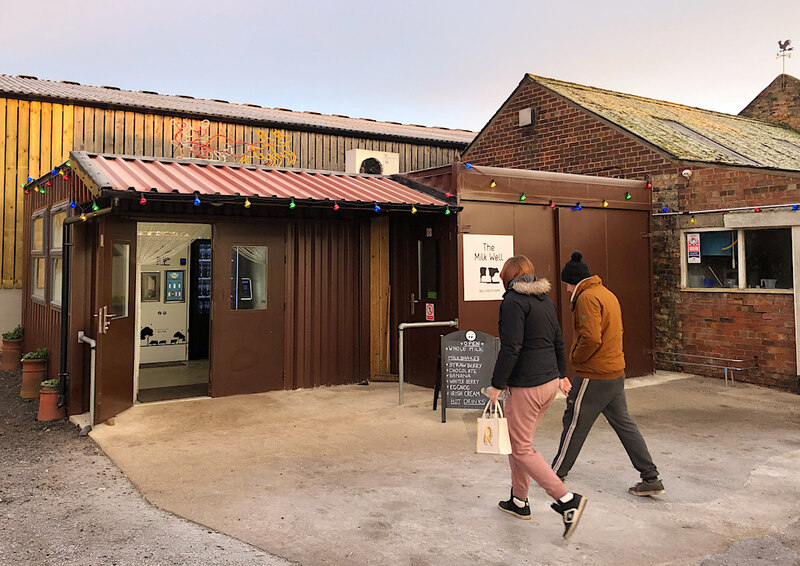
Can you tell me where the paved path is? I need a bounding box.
[91,373,800,565]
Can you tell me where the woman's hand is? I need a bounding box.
[487,386,503,404]
[559,377,572,396]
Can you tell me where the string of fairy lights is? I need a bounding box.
[24,161,796,221]
[21,162,457,217]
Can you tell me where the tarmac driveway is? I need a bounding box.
[90,373,800,566]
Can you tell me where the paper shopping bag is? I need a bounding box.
[476,401,512,455]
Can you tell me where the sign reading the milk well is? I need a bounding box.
[441,330,498,411]
[462,234,514,301]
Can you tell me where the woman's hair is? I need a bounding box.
[499,255,535,288]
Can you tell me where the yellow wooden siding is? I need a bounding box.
[2,99,462,287]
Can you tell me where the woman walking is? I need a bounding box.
[486,255,587,539]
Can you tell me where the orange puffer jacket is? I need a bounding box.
[569,275,626,379]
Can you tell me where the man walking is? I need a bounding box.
[551,251,665,496]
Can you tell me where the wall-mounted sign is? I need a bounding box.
[687,233,701,264]
[425,303,435,321]
[462,234,514,301]
[164,270,185,302]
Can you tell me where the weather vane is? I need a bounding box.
[777,39,793,84]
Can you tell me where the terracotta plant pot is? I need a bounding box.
[1,338,23,370]
[37,387,65,421]
[21,358,47,398]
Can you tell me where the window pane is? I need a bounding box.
[110,243,130,318]
[51,210,66,249]
[686,231,739,288]
[230,246,267,310]
[745,228,793,289]
[32,257,46,300]
[32,216,44,251]
[418,239,441,300]
[51,257,63,304]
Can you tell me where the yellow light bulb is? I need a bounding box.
[490,179,496,188]
[411,206,417,214]
[244,198,251,208]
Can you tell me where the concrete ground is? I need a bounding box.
[90,373,800,566]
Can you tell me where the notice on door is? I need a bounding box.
[441,330,498,409]
[462,234,514,301]
[687,232,701,264]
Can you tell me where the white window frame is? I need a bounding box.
[49,202,69,308]
[680,226,793,293]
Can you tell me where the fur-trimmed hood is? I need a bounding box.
[508,274,552,298]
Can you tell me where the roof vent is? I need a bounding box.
[211,99,229,103]
[140,90,158,94]
[275,108,293,112]
[244,103,261,108]
[332,114,350,118]
[176,94,194,99]
[304,111,321,115]
[61,80,81,85]
[102,85,121,90]
[18,75,38,80]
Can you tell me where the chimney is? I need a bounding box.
[739,74,800,132]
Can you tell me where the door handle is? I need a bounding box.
[410,292,419,315]
[95,305,112,334]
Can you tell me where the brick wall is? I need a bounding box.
[739,74,800,132]
[464,77,800,389]
[678,292,796,390]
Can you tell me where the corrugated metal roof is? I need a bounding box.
[68,152,451,209]
[529,74,800,171]
[0,75,475,146]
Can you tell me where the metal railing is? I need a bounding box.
[651,350,758,386]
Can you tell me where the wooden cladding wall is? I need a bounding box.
[1,97,461,289]
[1,99,73,288]
[284,219,370,389]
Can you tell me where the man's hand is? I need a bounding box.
[559,377,572,396]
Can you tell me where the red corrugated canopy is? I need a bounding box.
[68,152,449,209]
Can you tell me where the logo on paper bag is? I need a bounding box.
[483,426,494,446]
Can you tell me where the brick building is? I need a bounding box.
[463,73,800,392]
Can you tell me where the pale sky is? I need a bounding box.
[1,0,798,133]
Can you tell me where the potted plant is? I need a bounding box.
[1,325,23,371]
[37,378,65,421]
[20,348,49,399]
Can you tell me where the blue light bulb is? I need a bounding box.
[193,196,201,206]
[374,204,381,212]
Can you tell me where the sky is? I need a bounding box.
[1,0,798,133]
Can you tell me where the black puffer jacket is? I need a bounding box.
[491,274,566,389]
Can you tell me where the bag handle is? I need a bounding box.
[481,400,505,419]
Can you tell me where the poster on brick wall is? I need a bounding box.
[463,234,514,301]
[687,233,701,264]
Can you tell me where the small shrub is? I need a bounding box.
[21,348,49,360]
[40,378,60,389]
[2,325,23,340]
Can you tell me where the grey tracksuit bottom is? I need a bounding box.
[551,375,659,481]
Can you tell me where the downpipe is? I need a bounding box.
[398,320,458,405]
[77,331,97,432]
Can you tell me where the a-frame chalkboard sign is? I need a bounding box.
[439,330,499,423]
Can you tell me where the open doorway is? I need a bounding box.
[135,223,212,403]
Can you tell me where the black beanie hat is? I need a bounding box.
[561,251,591,285]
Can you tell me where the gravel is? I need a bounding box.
[0,369,294,566]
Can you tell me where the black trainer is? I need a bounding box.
[550,493,587,539]
[498,489,531,520]
[629,478,665,497]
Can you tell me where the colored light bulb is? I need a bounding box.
[69,200,76,208]
[519,193,526,201]
[289,199,296,209]
[92,201,99,211]
[411,206,417,214]
[549,201,555,209]
[374,204,381,212]
[603,200,609,208]
[139,196,147,205]
[490,179,496,188]
[662,206,668,213]
[754,207,760,213]
[445,192,452,198]
[51,168,58,175]
[333,203,340,211]
[625,192,632,200]
[576,203,582,210]
[244,198,251,208]
[80,213,87,221]
[63,175,69,181]
[445,207,451,215]
[27,176,33,182]
[193,196,201,206]
[646,182,653,190]
[793,205,799,211]
[690,216,696,223]
[464,163,473,169]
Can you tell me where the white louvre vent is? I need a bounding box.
[345,149,400,175]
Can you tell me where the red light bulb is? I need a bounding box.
[333,203,340,211]
[139,196,147,205]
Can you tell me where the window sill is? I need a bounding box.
[681,287,793,294]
